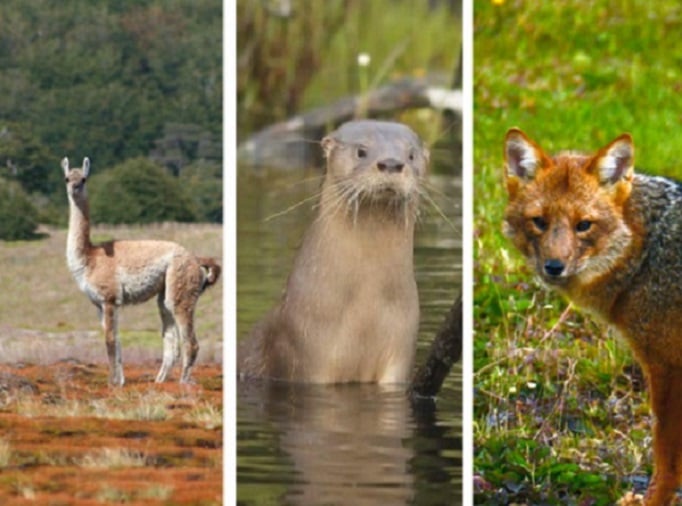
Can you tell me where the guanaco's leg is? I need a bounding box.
[165,258,202,384]
[155,292,180,383]
[101,302,124,386]
[644,364,682,505]
[175,306,199,384]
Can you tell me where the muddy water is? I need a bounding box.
[236,167,462,505]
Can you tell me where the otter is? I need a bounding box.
[238,120,429,384]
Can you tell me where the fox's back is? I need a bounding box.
[617,174,682,363]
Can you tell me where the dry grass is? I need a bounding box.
[0,223,222,365]
[0,439,12,468]
[14,386,222,424]
[79,447,148,469]
[184,401,223,430]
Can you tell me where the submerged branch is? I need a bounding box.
[408,292,462,402]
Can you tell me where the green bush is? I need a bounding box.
[0,177,39,240]
[89,158,197,224]
[178,161,222,223]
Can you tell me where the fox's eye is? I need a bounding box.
[532,216,548,231]
[576,220,592,232]
[357,147,368,159]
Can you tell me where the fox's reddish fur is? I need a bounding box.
[504,129,682,505]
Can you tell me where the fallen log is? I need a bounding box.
[238,77,462,170]
[408,292,462,402]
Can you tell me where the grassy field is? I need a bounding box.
[0,223,222,365]
[474,1,682,503]
[0,222,223,504]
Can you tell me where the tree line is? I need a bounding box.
[0,0,222,239]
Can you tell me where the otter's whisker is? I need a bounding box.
[269,173,326,195]
[265,191,324,222]
[315,180,354,229]
[418,187,456,230]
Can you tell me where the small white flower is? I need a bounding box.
[357,53,371,67]
[527,381,537,389]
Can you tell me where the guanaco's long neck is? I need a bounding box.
[66,193,92,271]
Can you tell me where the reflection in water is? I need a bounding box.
[237,167,461,505]
[240,382,415,505]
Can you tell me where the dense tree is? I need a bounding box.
[0,0,222,229]
[89,157,197,225]
[179,160,223,223]
[0,177,39,240]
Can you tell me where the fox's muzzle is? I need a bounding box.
[543,258,566,277]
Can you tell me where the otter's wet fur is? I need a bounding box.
[238,120,429,384]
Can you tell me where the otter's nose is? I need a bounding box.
[377,158,404,173]
[544,259,565,277]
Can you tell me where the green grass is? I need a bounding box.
[473,0,682,503]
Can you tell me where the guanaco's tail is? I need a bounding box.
[198,257,221,292]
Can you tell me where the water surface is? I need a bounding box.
[237,167,461,505]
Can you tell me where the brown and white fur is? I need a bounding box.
[62,157,220,386]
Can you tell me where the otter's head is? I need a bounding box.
[320,120,429,216]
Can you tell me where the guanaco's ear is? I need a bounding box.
[61,157,69,177]
[591,134,634,185]
[82,157,90,179]
[504,128,549,181]
[321,136,335,158]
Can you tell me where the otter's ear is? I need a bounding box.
[422,145,430,166]
[82,157,90,179]
[591,134,633,186]
[61,157,69,177]
[321,136,336,158]
[504,128,548,181]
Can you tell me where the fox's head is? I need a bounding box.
[503,128,637,289]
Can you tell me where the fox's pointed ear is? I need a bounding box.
[592,134,634,185]
[61,157,69,177]
[504,128,548,181]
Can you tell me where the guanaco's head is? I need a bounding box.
[62,157,90,199]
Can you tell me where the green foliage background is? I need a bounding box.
[0,178,39,240]
[89,158,196,225]
[474,0,682,503]
[0,0,222,238]
[237,0,460,143]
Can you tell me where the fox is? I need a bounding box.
[503,128,682,505]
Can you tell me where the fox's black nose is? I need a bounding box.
[544,259,565,277]
[377,158,404,173]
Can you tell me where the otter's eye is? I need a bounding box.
[357,147,368,159]
[532,216,548,231]
[408,150,415,162]
[576,220,592,232]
